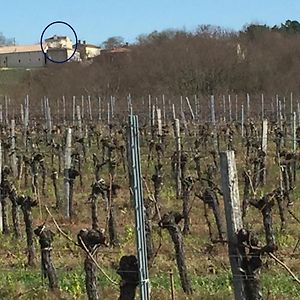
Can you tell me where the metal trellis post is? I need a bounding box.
[128,114,150,300]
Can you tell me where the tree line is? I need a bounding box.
[7,19,300,100]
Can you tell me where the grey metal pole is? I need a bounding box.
[128,114,150,300]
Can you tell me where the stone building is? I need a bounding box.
[75,40,101,60]
[0,44,47,68]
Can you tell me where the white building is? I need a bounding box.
[76,40,101,60]
[0,44,47,68]
[45,35,73,50]
[0,35,84,69]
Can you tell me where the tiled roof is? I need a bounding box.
[109,47,131,53]
[0,44,47,54]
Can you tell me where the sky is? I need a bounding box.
[0,0,300,46]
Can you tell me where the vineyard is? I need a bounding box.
[0,93,300,300]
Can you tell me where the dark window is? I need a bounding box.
[18,59,21,63]
[38,58,41,61]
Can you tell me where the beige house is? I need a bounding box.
[45,35,73,50]
[76,40,101,60]
[0,44,47,68]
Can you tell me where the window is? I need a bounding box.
[18,59,21,63]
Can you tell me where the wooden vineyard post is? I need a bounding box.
[261,119,268,153]
[24,96,29,149]
[219,151,246,300]
[172,104,176,120]
[88,95,92,122]
[180,96,183,117]
[157,108,162,137]
[194,95,199,122]
[46,98,52,142]
[11,119,17,177]
[241,105,244,138]
[148,94,151,131]
[297,101,300,127]
[20,104,24,124]
[185,97,195,120]
[276,95,279,124]
[5,95,8,125]
[210,95,218,151]
[292,112,297,153]
[62,95,66,125]
[107,102,111,128]
[110,95,114,120]
[98,96,102,122]
[174,119,182,199]
[76,105,83,138]
[0,104,2,124]
[228,94,232,122]
[235,95,238,121]
[0,141,2,232]
[279,101,283,131]
[72,96,76,126]
[162,94,166,125]
[64,128,72,218]
[261,119,268,184]
[246,93,250,119]
[261,94,264,120]
[81,95,84,120]
[151,104,155,139]
[283,97,286,121]
[223,95,226,122]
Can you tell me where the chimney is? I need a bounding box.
[78,39,81,44]
[83,40,86,45]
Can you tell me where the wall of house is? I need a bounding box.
[47,48,68,62]
[85,47,101,58]
[46,48,80,63]
[0,51,45,68]
[46,37,73,50]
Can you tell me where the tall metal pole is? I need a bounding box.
[128,115,150,300]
